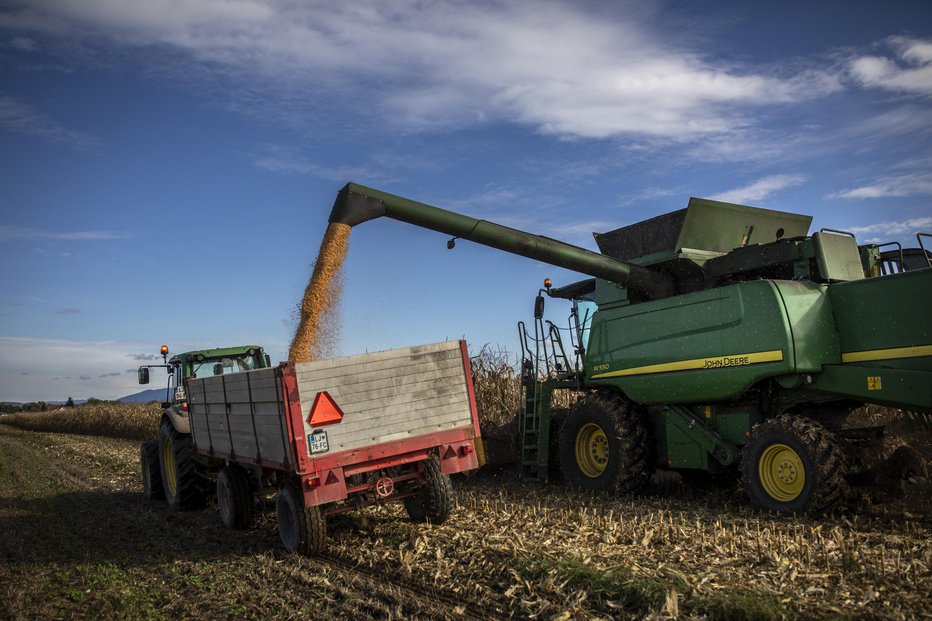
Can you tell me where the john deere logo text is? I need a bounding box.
[703,355,751,369]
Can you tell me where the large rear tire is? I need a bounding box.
[140,440,163,500]
[217,465,255,529]
[742,414,848,514]
[560,391,651,495]
[159,419,207,510]
[404,455,454,524]
[276,479,326,556]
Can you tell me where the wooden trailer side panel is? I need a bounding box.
[294,341,476,456]
[188,367,294,469]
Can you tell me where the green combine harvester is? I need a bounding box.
[329,183,931,514]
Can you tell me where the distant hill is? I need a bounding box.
[118,389,168,403]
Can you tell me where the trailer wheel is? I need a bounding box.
[217,465,254,529]
[742,415,848,514]
[560,391,651,495]
[140,440,163,500]
[159,419,207,510]
[276,479,326,556]
[404,455,453,524]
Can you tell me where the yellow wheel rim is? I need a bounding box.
[758,443,805,502]
[162,437,177,497]
[575,422,609,478]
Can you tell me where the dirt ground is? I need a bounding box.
[1,425,930,620]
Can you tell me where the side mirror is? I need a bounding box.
[264,354,272,368]
[138,367,150,385]
[534,294,545,320]
[213,363,223,376]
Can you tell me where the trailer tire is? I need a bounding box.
[276,479,326,556]
[159,419,207,510]
[560,391,651,495]
[140,440,163,500]
[742,414,848,514]
[404,455,453,524]
[217,465,254,529]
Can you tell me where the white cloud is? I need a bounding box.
[0,225,129,240]
[0,337,157,401]
[847,217,932,238]
[849,36,932,96]
[0,95,98,147]
[251,145,387,182]
[617,186,680,207]
[0,1,842,141]
[832,171,932,199]
[708,174,805,204]
[9,36,38,51]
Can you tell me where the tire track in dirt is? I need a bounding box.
[319,553,484,620]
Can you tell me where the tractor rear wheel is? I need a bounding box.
[217,465,255,529]
[404,454,453,524]
[159,419,207,510]
[742,414,848,514]
[560,391,651,495]
[276,478,326,556]
[140,440,163,500]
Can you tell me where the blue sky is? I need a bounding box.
[1,0,931,402]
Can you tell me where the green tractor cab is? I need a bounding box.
[137,344,272,509]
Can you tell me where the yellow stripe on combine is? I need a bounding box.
[591,350,784,379]
[841,344,932,364]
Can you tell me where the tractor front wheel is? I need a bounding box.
[158,419,207,510]
[140,440,163,500]
[403,454,454,524]
[560,391,651,495]
[276,478,326,556]
[217,465,255,529]
[741,415,848,514]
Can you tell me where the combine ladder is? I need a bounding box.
[518,320,574,480]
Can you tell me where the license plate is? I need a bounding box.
[308,431,329,455]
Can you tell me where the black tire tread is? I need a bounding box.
[561,391,652,495]
[741,414,848,514]
[404,455,454,524]
[159,419,207,510]
[218,465,255,529]
[140,440,163,500]
[276,478,326,556]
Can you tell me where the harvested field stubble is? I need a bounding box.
[327,473,932,620]
[289,222,351,362]
[1,403,930,618]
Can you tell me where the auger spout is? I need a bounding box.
[329,182,675,300]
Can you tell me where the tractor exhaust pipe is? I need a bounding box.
[329,183,675,300]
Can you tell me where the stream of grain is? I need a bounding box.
[288,222,351,362]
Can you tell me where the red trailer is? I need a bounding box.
[183,340,482,554]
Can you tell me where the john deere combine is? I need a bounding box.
[328,183,931,513]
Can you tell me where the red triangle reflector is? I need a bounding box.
[443,445,457,460]
[308,391,344,427]
[325,471,339,485]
